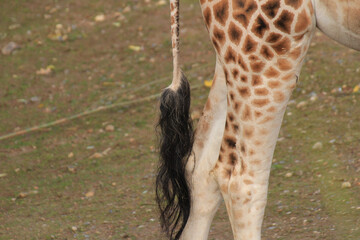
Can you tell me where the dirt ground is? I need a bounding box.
[0,0,359,239]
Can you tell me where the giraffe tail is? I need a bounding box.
[156,0,193,239]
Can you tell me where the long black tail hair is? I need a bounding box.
[155,0,194,239]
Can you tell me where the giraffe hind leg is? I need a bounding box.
[181,59,228,240]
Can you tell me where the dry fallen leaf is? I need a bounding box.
[156,0,166,6]
[95,14,105,22]
[353,85,360,93]
[128,45,141,52]
[36,65,55,75]
[85,190,95,197]
[67,165,77,173]
[105,124,115,132]
[341,182,352,188]
[0,173,7,178]
[90,152,103,159]
[204,79,213,88]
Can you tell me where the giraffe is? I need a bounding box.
[156,0,360,239]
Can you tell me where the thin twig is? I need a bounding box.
[0,84,201,141]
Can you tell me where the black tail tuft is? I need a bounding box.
[156,73,194,240]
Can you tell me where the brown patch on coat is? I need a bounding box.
[225,46,237,63]
[243,125,254,139]
[240,157,247,175]
[203,7,212,28]
[289,46,302,60]
[240,142,246,154]
[252,159,261,165]
[229,91,235,100]
[232,0,258,28]
[293,32,306,41]
[243,179,254,185]
[277,58,293,70]
[238,54,249,71]
[255,87,269,96]
[249,149,255,156]
[254,111,263,118]
[266,106,276,112]
[241,104,252,121]
[228,21,242,45]
[266,32,282,43]
[230,181,239,192]
[213,25,226,45]
[282,73,294,82]
[234,101,242,113]
[223,169,232,179]
[225,136,237,149]
[260,45,274,60]
[295,9,311,33]
[261,0,280,19]
[212,38,221,53]
[274,10,294,34]
[242,35,258,54]
[232,68,240,79]
[251,14,269,38]
[252,98,269,107]
[240,75,248,83]
[221,183,228,193]
[237,86,251,98]
[250,60,266,72]
[264,67,280,78]
[249,54,260,61]
[234,210,243,219]
[285,0,303,9]
[213,0,229,26]
[229,152,238,165]
[232,123,240,132]
[271,37,291,55]
[273,91,285,103]
[251,75,262,86]
[268,80,282,89]
[258,116,274,124]
[228,112,235,122]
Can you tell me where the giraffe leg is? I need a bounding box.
[216,73,303,240]
[181,59,228,240]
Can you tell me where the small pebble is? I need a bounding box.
[341,182,351,188]
[105,124,115,132]
[30,96,41,102]
[67,165,77,173]
[95,14,105,22]
[312,142,323,150]
[1,42,20,55]
[296,101,307,109]
[285,172,293,178]
[90,152,103,159]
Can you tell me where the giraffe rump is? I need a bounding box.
[156,73,194,240]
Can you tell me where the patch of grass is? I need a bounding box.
[1,1,360,240]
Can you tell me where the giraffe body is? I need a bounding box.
[156,0,360,239]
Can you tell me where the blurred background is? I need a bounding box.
[0,0,359,239]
